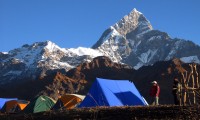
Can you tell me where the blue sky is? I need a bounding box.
[0,0,200,52]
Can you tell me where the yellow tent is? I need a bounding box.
[52,94,85,110]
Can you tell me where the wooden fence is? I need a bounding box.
[180,64,200,105]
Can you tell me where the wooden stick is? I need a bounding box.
[180,78,183,105]
[194,65,200,105]
[194,64,199,88]
[184,90,187,106]
[182,72,187,106]
[190,64,196,104]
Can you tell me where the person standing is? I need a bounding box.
[172,76,182,105]
[150,81,160,105]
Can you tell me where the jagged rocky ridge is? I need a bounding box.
[92,8,200,69]
[0,41,103,85]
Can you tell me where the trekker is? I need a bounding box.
[172,76,182,105]
[150,81,160,105]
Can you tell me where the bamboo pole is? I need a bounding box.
[189,64,196,104]
[180,78,183,105]
[194,65,199,88]
[194,64,200,105]
[186,70,192,106]
[182,72,187,105]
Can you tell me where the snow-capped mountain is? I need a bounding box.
[0,41,103,85]
[92,8,200,69]
[0,8,200,86]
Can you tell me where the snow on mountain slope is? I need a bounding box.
[180,56,200,63]
[0,41,103,84]
[8,42,44,67]
[138,49,158,64]
[68,47,103,58]
[94,26,127,62]
[113,8,152,36]
[92,8,200,69]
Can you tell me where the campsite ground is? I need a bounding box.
[0,105,200,120]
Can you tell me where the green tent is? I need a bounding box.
[22,95,55,113]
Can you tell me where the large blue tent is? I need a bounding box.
[0,98,18,110]
[79,78,147,107]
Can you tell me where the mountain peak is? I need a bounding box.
[130,8,142,15]
[92,8,153,53]
[113,8,152,35]
[19,40,57,51]
[43,40,64,52]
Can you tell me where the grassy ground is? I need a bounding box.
[0,105,200,120]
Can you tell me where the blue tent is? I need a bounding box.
[0,98,18,110]
[79,78,147,107]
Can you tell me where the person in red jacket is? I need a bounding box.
[150,81,160,105]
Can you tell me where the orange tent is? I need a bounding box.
[1,100,29,113]
[17,103,28,110]
[52,94,85,110]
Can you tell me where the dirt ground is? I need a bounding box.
[0,105,200,120]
